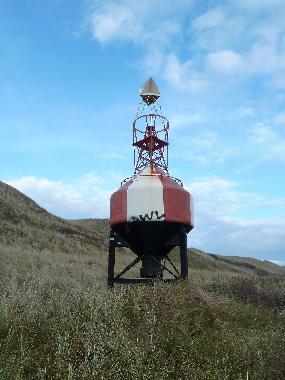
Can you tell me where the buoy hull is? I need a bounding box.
[110,165,194,228]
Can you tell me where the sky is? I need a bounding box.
[1,0,285,265]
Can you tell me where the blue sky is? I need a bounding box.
[1,0,285,264]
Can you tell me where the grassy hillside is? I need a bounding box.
[0,181,108,251]
[1,181,283,277]
[0,181,285,379]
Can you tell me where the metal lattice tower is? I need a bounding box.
[133,78,169,174]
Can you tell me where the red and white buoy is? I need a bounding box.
[108,78,194,287]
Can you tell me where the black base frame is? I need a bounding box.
[107,226,188,288]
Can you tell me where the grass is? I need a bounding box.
[0,246,284,380]
[1,180,285,379]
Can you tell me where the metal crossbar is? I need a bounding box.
[114,256,141,280]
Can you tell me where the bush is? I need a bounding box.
[207,275,285,311]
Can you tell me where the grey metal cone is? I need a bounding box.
[140,77,160,97]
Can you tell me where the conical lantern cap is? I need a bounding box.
[140,77,160,105]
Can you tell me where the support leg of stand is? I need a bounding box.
[180,228,188,280]
[108,231,116,288]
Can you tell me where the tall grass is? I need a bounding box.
[0,246,284,379]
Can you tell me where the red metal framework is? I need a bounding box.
[133,113,169,174]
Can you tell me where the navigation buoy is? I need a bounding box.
[108,78,194,287]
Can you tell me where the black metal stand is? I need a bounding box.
[180,226,188,280]
[107,227,189,288]
[107,231,116,288]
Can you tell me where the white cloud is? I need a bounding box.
[188,177,285,216]
[269,76,285,89]
[274,111,285,124]
[99,152,127,160]
[270,260,285,266]
[192,8,225,30]
[190,6,285,86]
[164,54,209,92]
[250,123,277,144]
[207,50,243,75]
[88,0,191,47]
[246,42,282,75]
[170,112,203,129]
[189,132,218,149]
[238,107,255,117]
[90,4,138,43]
[6,174,113,219]
[233,0,285,10]
[269,140,285,161]
[140,49,165,75]
[241,124,285,165]
[186,177,285,257]
[193,11,246,53]
[178,131,240,166]
[86,1,285,92]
